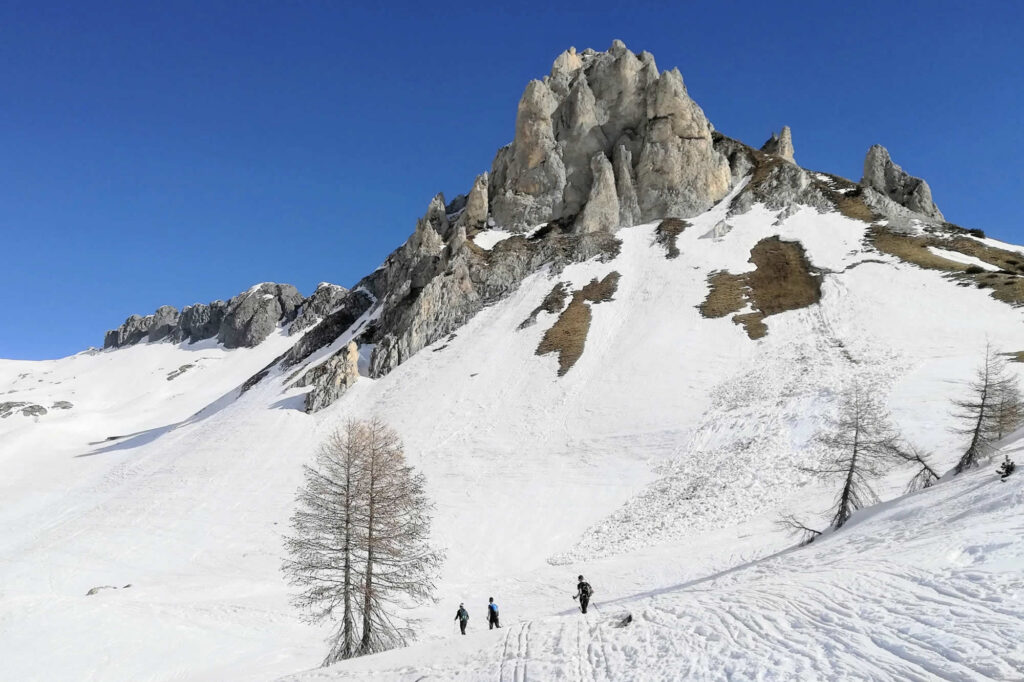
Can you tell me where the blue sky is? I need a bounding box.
[1,1,1021,359]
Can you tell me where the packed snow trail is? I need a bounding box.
[285,464,1024,680]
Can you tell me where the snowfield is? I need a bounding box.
[2,193,1024,680]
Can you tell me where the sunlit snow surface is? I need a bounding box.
[2,194,1024,680]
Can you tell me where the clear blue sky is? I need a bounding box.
[1,1,1021,359]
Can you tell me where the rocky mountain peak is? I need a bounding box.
[861,144,944,220]
[761,126,795,163]
[490,39,730,231]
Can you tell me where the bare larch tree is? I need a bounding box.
[952,345,1018,473]
[354,418,442,656]
[283,418,441,664]
[283,423,367,664]
[890,444,940,493]
[806,384,900,530]
[993,372,1023,441]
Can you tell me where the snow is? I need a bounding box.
[926,246,1000,271]
[3,193,1024,680]
[470,229,514,250]
[287,464,1024,680]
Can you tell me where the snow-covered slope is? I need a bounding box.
[2,192,1024,680]
[286,461,1024,681]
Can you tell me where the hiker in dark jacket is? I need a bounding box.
[487,597,500,629]
[454,603,469,635]
[573,575,593,614]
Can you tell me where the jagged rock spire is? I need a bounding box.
[761,126,795,163]
[489,40,732,232]
[861,145,943,220]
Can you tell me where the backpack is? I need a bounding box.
[580,581,592,598]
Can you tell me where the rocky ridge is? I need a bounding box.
[99,40,964,414]
[104,283,306,350]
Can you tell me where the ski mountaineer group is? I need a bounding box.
[452,576,594,635]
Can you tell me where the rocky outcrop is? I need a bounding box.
[490,79,565,230]
[455,173,489,230]
[0,402,47,418]
[760,126,795,163]
[357,184,621,378]
[290,283,349,334]
[218,283,303,349]
[861,145,943,220]
[280,290,374,369]
[104,314,152,348]
[293,341,360,413]
[489,41,731,232]
[103,283,307,350]
[575,154,619,233]
[175,301,227,343]
[613,145,640,227]
[635,68,731,220]
[148,306,180,342]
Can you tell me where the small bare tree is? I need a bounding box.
[890,444,940,493]
[283,419,441,664]
[952,345,1016,473]
[805,384,899,530]
[776,513,822,546]
[992,373,1023,441]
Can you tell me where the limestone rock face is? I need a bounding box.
[148,306,180,342]
[489,40,731,232]
[613,145,641,227]
[176,301,226,343]
[290,282,349,335]
[861,145,944,220]
[280,290,374,370]
[576,153,619,233]
[554,77,609,216]
[218,283,303,349]
[104,314,152,348]
[635,68,731,221]
[490,79,566,230]
[294,341,360,413]
[761,126,795,163]
[455,173,489,230]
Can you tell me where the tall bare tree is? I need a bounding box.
[354,418,442,655]
[805,384,899,530]
[952,345,1016,473]
[283,419,441,664]
[283,423,367,664]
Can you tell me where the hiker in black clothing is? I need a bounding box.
[573,575,593,614]
[487,597,500,629]
[454,603,469,635]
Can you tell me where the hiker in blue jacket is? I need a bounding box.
[573,575,593,614]
[454,603,469,635]
[487,597,500,629]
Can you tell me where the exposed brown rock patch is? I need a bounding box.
[654,218,690,259]
[867,227,1024,306]
[699,237,822,339]
[699,271,746,318]
[537,272,620,375]
[519,282,570,329]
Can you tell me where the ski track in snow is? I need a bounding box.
[289,467,1024,681]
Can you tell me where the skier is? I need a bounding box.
[487,597,500,629]
[573,575,593,614]
[454,602,469,635]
